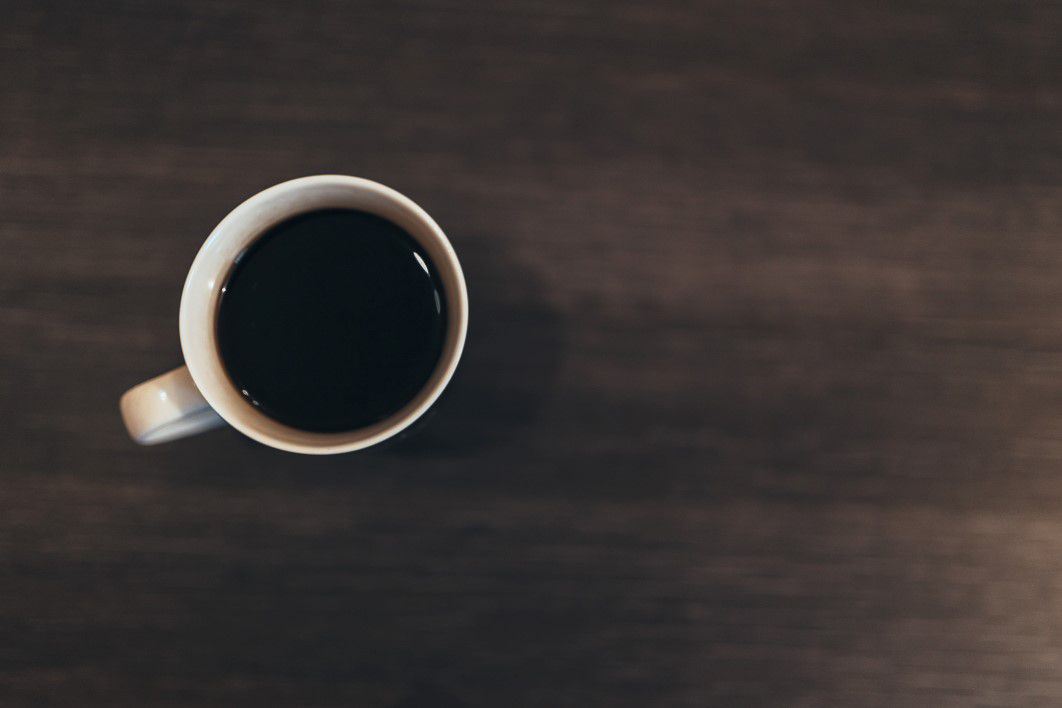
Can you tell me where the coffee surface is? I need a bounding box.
[216,209,447,432]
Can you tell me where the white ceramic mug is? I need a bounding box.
[119,175,469,454]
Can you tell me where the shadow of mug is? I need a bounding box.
[380,232,566,458]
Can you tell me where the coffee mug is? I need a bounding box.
[119,175,469,454]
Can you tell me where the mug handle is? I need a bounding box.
[120,366,226,444]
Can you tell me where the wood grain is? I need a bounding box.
[2,0,1062,704]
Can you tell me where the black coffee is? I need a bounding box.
[216,209,448,432]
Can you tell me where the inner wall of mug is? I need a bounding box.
[179,176,468,453]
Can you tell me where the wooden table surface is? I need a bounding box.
[3,1,1061,705]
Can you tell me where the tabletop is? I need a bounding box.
[3,0,1062,705]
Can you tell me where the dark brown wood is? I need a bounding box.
[3,0,1062,704]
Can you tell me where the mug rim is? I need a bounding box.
[178,175,468,454]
